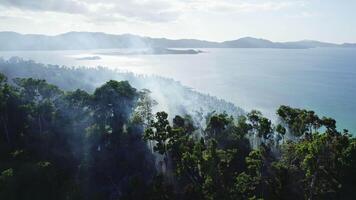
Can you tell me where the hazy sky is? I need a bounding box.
[0,0,355,43]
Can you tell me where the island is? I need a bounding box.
[98,48,204,56]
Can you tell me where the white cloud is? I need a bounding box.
[0,0,180,23]
[179,0,301,13]
[0,0,89,14]
[0,0,304,23]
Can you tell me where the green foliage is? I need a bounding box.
[276,124,286,135]
[144,112,172,155]
[0,73,155,200]
[279,129,354,199]
[0,73,355,200]
[134,89,158,126]
[248,110,273,139]
[144,107,356,199]
[277,105,320,138]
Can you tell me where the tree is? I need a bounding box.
[276,124,286,143]
[1,72,356,200]
[134,89,157,128]
[205,113,236,148]
[247,110,273,147]
[277,106,321,139]
[92,80,137,139]
[234,150,263,200]
[0,73,15,144]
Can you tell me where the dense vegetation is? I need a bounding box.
[0,57,243,122]
[0,72,355,200]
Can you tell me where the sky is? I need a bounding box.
[0,0,355,43]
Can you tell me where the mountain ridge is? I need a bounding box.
[0,31,354,50]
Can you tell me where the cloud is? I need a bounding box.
[109,0,180,22]
[0,0,88,14]
[180,0,299,13]
[0,0,182,23]
[0,0,305,23]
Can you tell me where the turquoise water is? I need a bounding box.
[0,48,355,132]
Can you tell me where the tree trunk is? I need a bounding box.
[1,114,10,144]
[38,114,42,134]
[309,159,320,200]
[309,173,317,200]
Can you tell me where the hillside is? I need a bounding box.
[0,31,354,50]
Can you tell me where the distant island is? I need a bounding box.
[75,56,101,60]
[0,31,355,50]
[98,48,203,56]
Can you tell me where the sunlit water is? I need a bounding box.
[0,48,356,132]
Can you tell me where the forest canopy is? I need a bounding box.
[0,72,355,200]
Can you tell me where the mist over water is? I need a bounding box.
[0,47,355,132]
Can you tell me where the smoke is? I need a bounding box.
[0,57,244,128]
[0,57,247,190]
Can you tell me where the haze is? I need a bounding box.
[0,0,355,43]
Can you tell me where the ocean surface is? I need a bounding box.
[0,48,355,133]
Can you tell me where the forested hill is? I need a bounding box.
[0,57,243,126]
[0,31,355,50]
[0,69,355,199]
